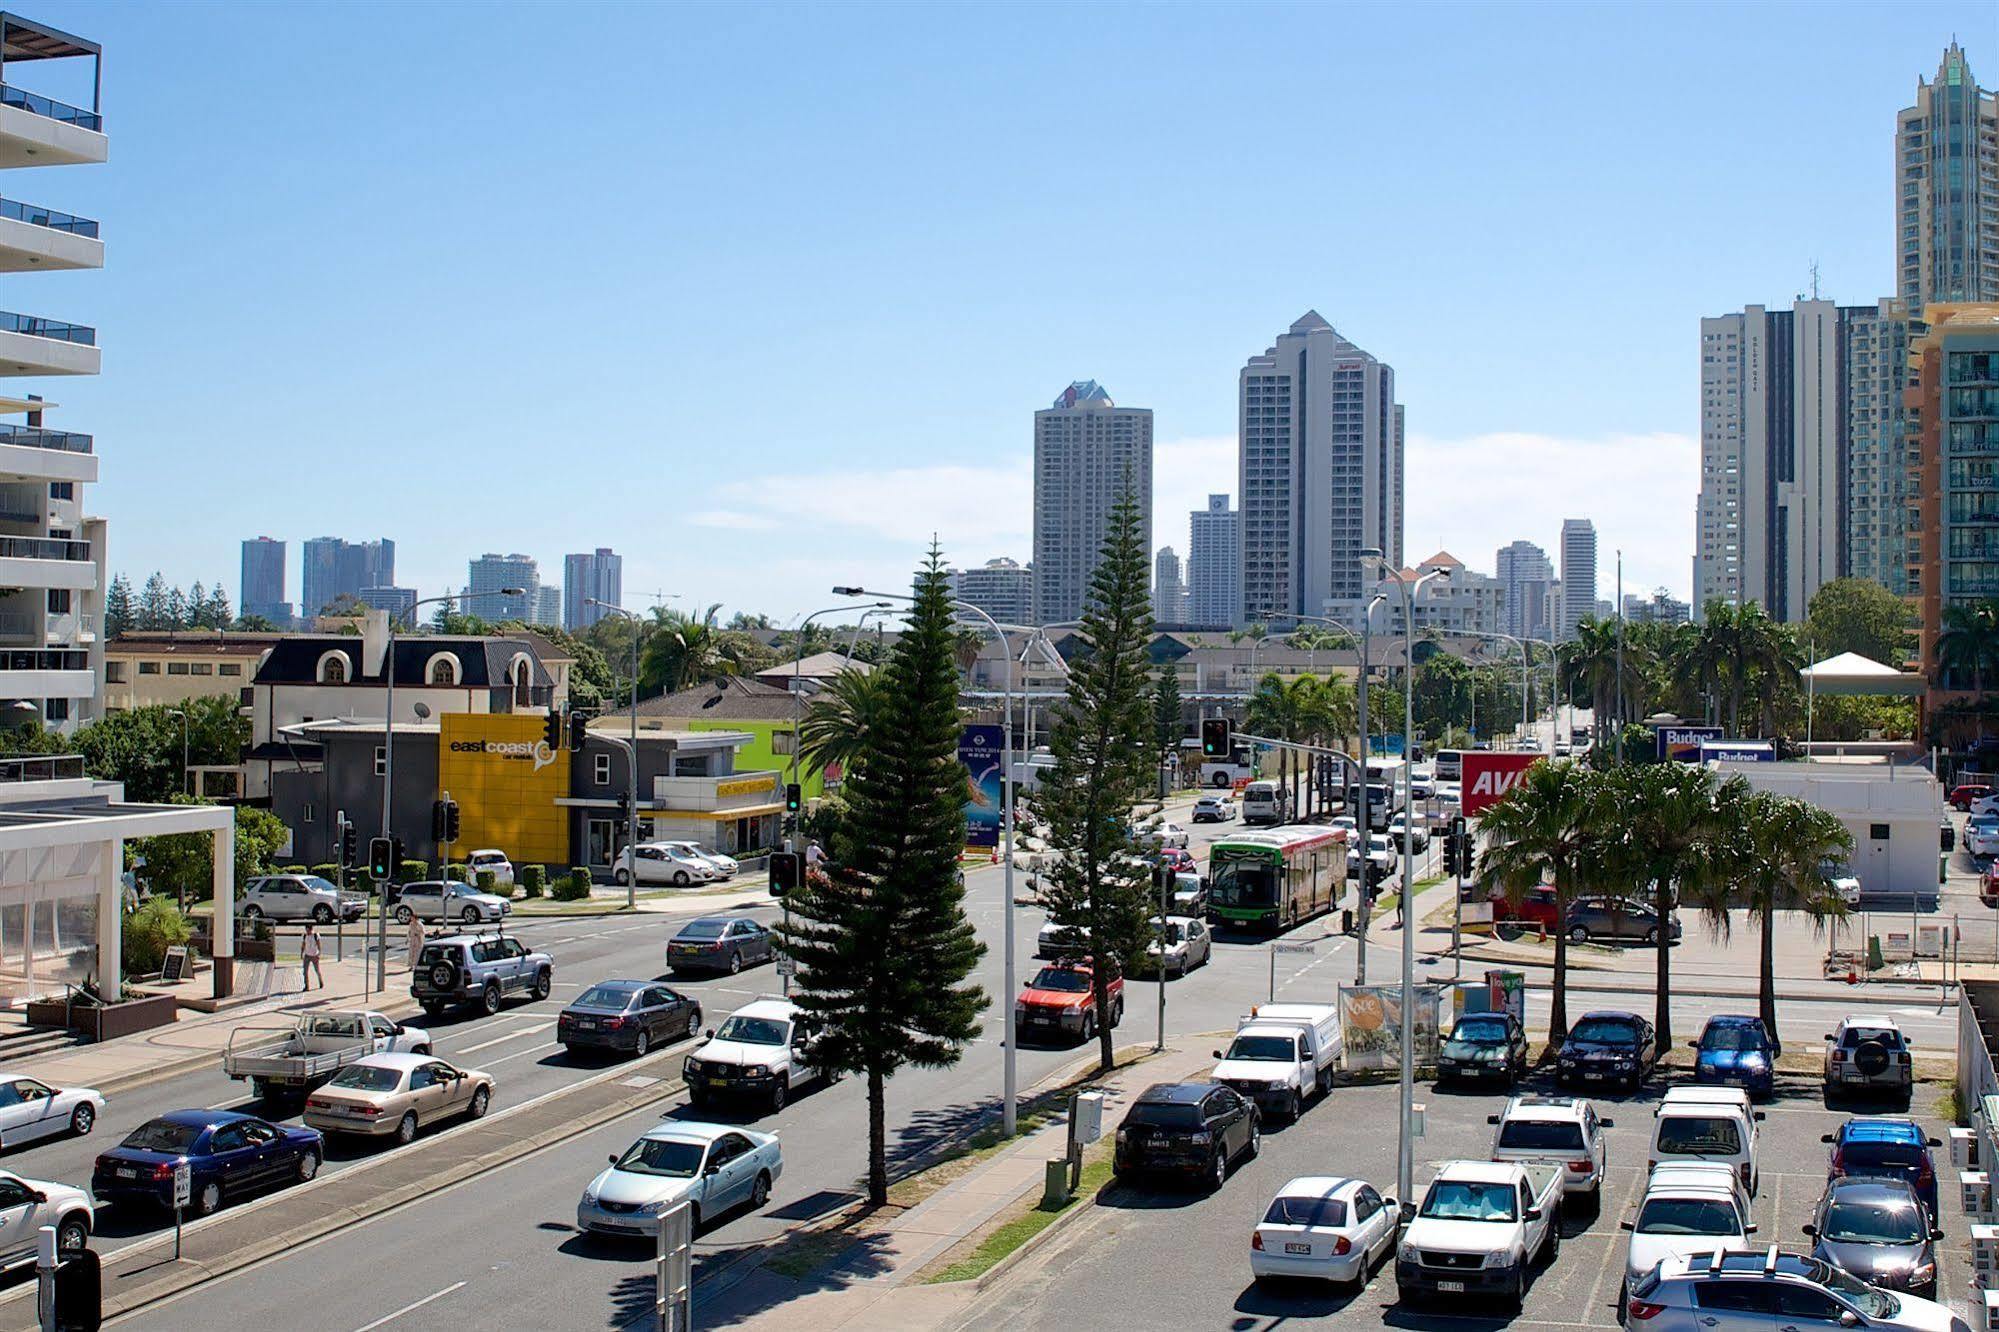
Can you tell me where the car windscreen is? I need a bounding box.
[1569,1018,1639,1044]
[326,1065,403,1093]
[575,985,639,1010]
[714,1016,786,1045]
[1655,1116,1743,1155]
[1840,1027,1903,1048]
[1453,1018,1509,1044]
[1263,1195,1347,1227]
[614,1138,705,1178]
[1209,860,1275,908]
[123,1119,202,1152]
[1124,1102,1202,1130]
[1029,968,1091,993]
[1225,1035,1299,1062]
[1635,1196,1741,1235]
[679,920,728,939]
[1840,1140,1925,1169]
[1699,1026,1766,1052]
[1496,1121,1584,1151]
[1823,1196,1927,1244]
[1420,1180,1516,1222]
[299,876,340,894]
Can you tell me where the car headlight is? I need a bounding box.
[1397,1241,1418,1263]
[746,1065,767,1078]
[1908,1261,1936,1282]
[1188,1131,1212,1144]
[582,1186,599,1206]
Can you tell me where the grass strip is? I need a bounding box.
[924,1157,1115,1284]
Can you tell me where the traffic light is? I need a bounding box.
[432,800,460,844]
[431,800,448,843]
[1441,838,1460,875]
[1456,834,1477,878]
[785,783,802,814]
[368,836,393,881]
[570,712,589,750]
[391,836,405,874]
[339,819,357,870]
[769,850,802,896]
[543,710,563,750]
[1201,718,1231,757]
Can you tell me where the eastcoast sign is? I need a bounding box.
[1460,751,1543,815]
[446,738,558,772]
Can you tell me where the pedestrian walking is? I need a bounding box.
[301,923,323,991]
[406,911,425,972]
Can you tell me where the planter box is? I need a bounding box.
[25,991,178,1042]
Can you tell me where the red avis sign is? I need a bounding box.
[1460,752,1544,816]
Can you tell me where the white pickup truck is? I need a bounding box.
[222,1009,431,1104]
[1395,1159,1564,1312]
[1210,1003,1341,1120]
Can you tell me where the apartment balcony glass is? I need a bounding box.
[0,648,86,671]
[0,197,93,238]
[0,536,87,561]
[0,313,91,346]
[0,424,88,453]
[0,85,96,131]
[0,754,81,783]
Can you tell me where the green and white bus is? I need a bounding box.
[1206,827,1348,933]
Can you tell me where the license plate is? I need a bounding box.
[576,1018,596,1029]
[1284,1242,1312,1255]
[712,1073,733,1083]
[1583,1072,1603,1081]
[116,1167,135,1178]
[1437,1280,1465,1293]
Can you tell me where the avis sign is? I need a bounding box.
[1461,752,1543,816]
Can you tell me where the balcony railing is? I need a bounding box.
[0,754,82,782]
[0,424,89,453]
[0,197,94,238]
[0,84,99,132]
[0,536,88,561]
[0,648,87,670]
[0,312,92,346]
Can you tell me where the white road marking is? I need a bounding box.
[351,1281,467,1331]
[480,1040,560,1068]
[456,1022,554,1054]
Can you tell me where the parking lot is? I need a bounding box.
[974,1067,1970,1331]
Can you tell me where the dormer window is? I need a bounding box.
[317,651,351,684]
[428,654,459,686]
[511,656,533,707]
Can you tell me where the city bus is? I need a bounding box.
[1180,736,1254,789]
[1434,749,1467,784]
[1206,827,1348,933]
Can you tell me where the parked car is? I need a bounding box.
[1557,1010,1658,1090]
[1385,814,1430,852]
[560,979,701,1058]
[1193,794,1237,823]
[1626,1249,1962,1331]
[1824,1117,1943,1220]
[302,1053,493,1144]
[0,1076,102,1147]
[1565,896,1681,946]
[1211,1003,1341,1119]
[1823,1017,1915,1106]
[392,880,511,925]
[1035,919,1091,960]
[1984,860,1999,905]
[1972,792,1999,818]
[1250,1175,1398,1288]
[1950,783,1994,811]
[657,842,739,879]
[1016,960,1122,1045]
[222,1009,431,1104]
[411,934,553,1017]
[667,916,774,976]
[1395,1159,1564,1312]
[1492,883,1560,932]
[1689,1015,1777,1098]
[1805,1177,1941,1298]
[578,1122,781,1237]
[1820,860,1863,905]
[1437,1012,1527,1087]
[91,1110,322,1216]
[239,873,367,924]
[0,1170,92,1261]
[1112,1081,1259,1190]
[1620,1164,1757,1303]
[1968,813,1999,859]
[683,997,832,1113]
[616,842,720,887]
[1144,915,1211,978]
[465,849,515,886]
[1488,1093,1611,1203]
[1650,1087,1764,1196]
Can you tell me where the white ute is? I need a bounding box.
[1210,1003,1341,1120]
[1396,1159,1565,1313]
[221,1009,431,1104]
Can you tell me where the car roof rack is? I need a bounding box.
[1762,1245,1780,1275]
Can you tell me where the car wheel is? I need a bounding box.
[532,968,552,1001]
[462,906,480,924]
[481,982,502,1016]
[686,1007,701,1037]
[410,1043,431,1056]
[469,1085,490,1118]
[197,1181,222,1217]
[55,1215,87,1253]
[751,1170,772,1209]
[1247,1122,1261,1159]
[728,951,743,976]
[1567,925,1590,943]
[770,1079,787,1112]
[1644,926,1661,945]
[1207,1149,1228,1192]
[676,870,695,886]
[312,904,333,924]
[634,1029,650,1058]
[1509,1265,1527,1313]
[1286,1089,1301,1121]
[1081,1012,1096,1043]
[1111,999,1123,1027]
[1544,1220,1560,1263]
[242,905,262,921]
[395,906,413,925]
[69,1103,94,1137]
[395,1111,418,1145]
[298,1150,320,1182]
[613,868,631,886]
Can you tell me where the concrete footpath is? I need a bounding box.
[697,1043,1214,1332]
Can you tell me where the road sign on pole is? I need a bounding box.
[172,1160,190,1259]
[656,1198,693,1331]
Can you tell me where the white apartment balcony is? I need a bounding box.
[0,17,103,169]
[0,535,93,591]
[0,197,96,270]
[0,420,91,483]
[0,313,94,376]
[0,646,93,698]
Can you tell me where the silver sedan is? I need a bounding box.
[1145,915,1212,978]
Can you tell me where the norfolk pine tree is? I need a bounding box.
[1032,487,1157,1073]
[776,547,986,1207]
[1153,660,1182,756]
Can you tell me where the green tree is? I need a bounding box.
[775,548,986,1207]
[636,604,772,697]
[131,803,290,901]
[202,582,233,629]
[1030,488,1156,1073]
[1153,666,1183,755]
[798,667,892,782]
[104,573,134,638]
[136,573,170,631]
[1806,578,1914,669]
[232,613,278,633]
[70,697,247,802]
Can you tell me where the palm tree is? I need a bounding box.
[798,667,892,782]
[637,604,735,698]
[1562,617,1626,732]
[1939,599,1999,700]
[1689,604,1738,724]
[1476,760,1608,1043]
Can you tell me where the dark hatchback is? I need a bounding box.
[558,980,701,1058]
[1556,1011,1657,1091]
[1437,1013,1528,1087]
[667,916,774,976]
[1112,1081,1259,1192]
[1804,1177,1942,1298]
[1825,1117,1943,1220]
[92,1109,323,1216]
[1690,1014,1777,1097]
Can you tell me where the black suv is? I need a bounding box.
[1113,1081,1259,1192]
[412,934,553,1017]
[1555,1010,1657,1091]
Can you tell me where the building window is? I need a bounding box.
[47,482,70,500]
[44,699,66,722]
[318,652,350,684]
[219,663,241,677]
[190,663,212,676]
[511,657,532,707]
[239,687,253,706]
[137,661,159,675]
[301,803,314,824]
[105,662,125,683]
[45,589,68,612]
[594,753,611,786]
[428,655,458,686]
[374,746,387,777]
[167,662,190,676]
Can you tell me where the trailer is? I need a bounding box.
[221,1009,431,1104]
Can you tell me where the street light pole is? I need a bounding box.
[589,598,672,911]
[167,708,188,796]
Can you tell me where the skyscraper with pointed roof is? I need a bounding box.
[1031,380,1153,624]
[1898,42,1999,314]
[1236,312,1403,626]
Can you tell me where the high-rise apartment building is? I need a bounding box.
[1495,540,1555,641]
[1153,547,1186,623]
[240,537,290,626]
[1032,381,1152,624]
[1187,495,1241,628]
[0,23,108,731]
[1844,300,1915,593]
[1559,520,1597,640]
[1898,44,1999,315]
[950,558,1032,627]
[1238,312,1403,626]
[563,548,622,631]
[356,586,416,621]
[534,584,560,625]
[301,537,394,618]
[467,553,538,621]
[1363,552,1501,636]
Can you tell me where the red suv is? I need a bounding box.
[1951,784,1993,811]
[1014,960,1123,1045]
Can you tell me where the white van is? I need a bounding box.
[1241,781,1289,826]
[1648,1086,1763,1195]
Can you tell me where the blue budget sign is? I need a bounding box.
[959,724,1005,847]
[1655,725,1723,763]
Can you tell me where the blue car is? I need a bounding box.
[91,1109,323,1216]
[1690,1014,1777,1098]
[1824,1117,1943,1221]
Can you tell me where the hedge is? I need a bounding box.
[552,867,593,902]
[398,860,430,884]
[477,868,514,900]
[445,862,470,884]
[519,864,546,898]
[309,863,341,882]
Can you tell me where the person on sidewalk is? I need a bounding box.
[301,923,323,991]
[406,913,425,972]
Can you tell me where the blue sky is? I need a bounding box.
[18,0,1994,619]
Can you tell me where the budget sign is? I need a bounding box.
[1461,751,1542,815]
[1654,725,1723,764]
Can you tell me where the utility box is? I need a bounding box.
[1043,1158,1072,1208]
[1072,1092,1104,1146]
[1411,1102,1426,1138]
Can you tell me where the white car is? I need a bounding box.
[392,881,511,924]
[1329,815,1359,839]
[1140,821,1190,851]
[1822,860,1862,906]
[1385,815,1430,852]
[0,1076,102,1147]
[465,850,514,886]
[1250,1175,1398,1287]
[1971,793,1999,819]
[1347,834,1394,876]
[0,1170,92,1261]
[617,843,720,888]
[1620,1168,1757,1300]
[1489,1093,1612,1202]
[659,841,739,879]
[1192,794,1237,824]
[1966,816,1999,858]
[1145,915,1212,977]
[1036,920,1091,960]
[578,1122,781,1236]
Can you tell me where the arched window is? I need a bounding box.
[512,656,533,707]
[317,651,350,684]
[428,654,459,686]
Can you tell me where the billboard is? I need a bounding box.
[1461,751,1542,815]
[438,713,572,864]
[1655,725,1724,763]
[958,724,1005,848]
[1701,740,1775,763]
[1340,984,1444,1071]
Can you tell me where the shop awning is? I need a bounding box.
[698,803,783,819]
